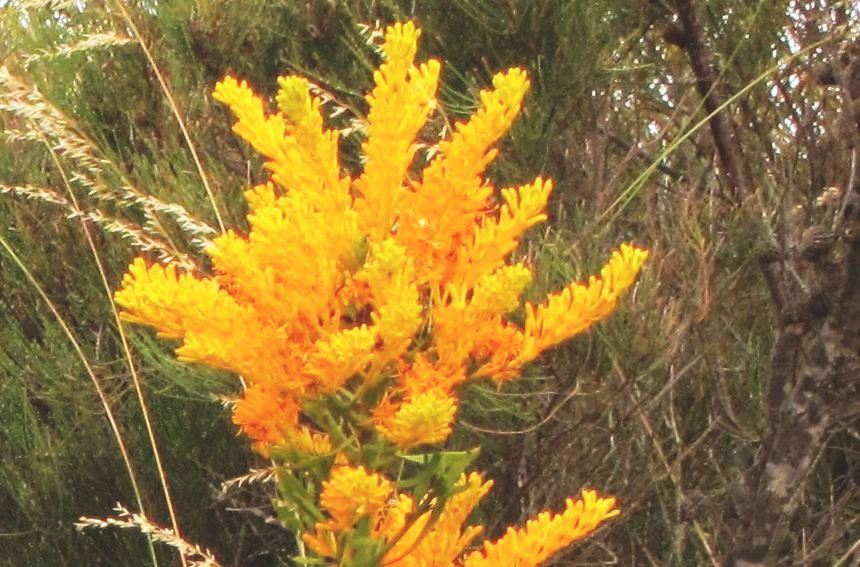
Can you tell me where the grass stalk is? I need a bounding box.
[39,126,185,567]
[0,234,159,567]
[110,0,226,234]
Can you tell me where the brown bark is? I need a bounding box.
[672,0,749,199]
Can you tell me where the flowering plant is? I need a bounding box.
[115,21,647,566]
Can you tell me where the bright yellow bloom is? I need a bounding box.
[231,384,300,454]
[117,19,645,425]
[374,389,459,449]
[115,258,300,388]
[471,244,649,382]
[278,425,333,457]
[214,75,350,209]
[313,465,394,536]
[359,238,422,373]
[396,354,467,397]
[518,244,649,366]
[211,75,359,342]
[306,325,377,393]
[355,21,441,241]
[116,21,645,566]
[273,75,346,203]
[432,263,533,375]
[211,76,287,167]
[115,258,242,340]
[207,186,356,333]
[373,493,415,550]
[382,473,492,566]
[469,263,533,315]
[462,490,620,567]
[471,321,525,380]
[448,177,553,288]
[397,68,532,286]
[301,530,337,559]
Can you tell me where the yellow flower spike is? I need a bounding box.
[360,238,422,372]
[488,67,531,118]
[115,258,218,339]
[274,75,349,204]
[430,291,479,375]
[115,258,297,386]
[418,473,491,560]
[374,493,415,546]
[277,425,333,457]
[302,530,337,559]
[518,243,649,366]
[382,473,493,566]
[213,76,287,161]
[462,490,620,567]
[380,21,421,69]
[207,230,299,325]
[429,67,530,192]
[431,263,532,378]
[449,177,553,287]
[468,262,533,316]
[231,383,300,454]
[243,181,278,213]
[397,354,468,397]
[318,465,394,531]
[472,322,525,382]
[248,191,353,277]
[275,76,318,129]
[397,68,531,285]
[177,327,306,392]
[306,325,378,393]
[207,186,356,336]
[355,21,441,241]
[217,75,352,221]
[374,390,458,449]
[210,77,360,323]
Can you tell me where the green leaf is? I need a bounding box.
[396,448,481,504]
[291,556,328,566]
[277,469,325,525]
[345,516,387,566]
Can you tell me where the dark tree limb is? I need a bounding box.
[728,40,860,566]
[672,0,749,199]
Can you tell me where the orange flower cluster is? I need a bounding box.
[114,21,646,565]
[304,467,619,567]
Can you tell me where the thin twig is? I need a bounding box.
[459,382,581,435]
